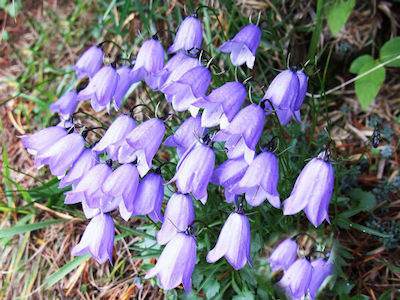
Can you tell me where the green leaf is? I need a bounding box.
[327,0,356,36]
[379,37,400,67]
[349,55,374,74]
[355,60,385,110]
[0,219,66,238]
[348,188,376,211]
[203,280,220,299]
[338,217,391,238]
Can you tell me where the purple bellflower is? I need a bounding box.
[145,230,197,294]
[207,205,252,270]
[309,258,333,299]
[50,90,78,120]
[77,65,119,112]
[20,126,68,156]
[219,24,261,69]
[71,213,114,264]
[283,150,334,227]
[131,37,165,90]
[214,103,265,164]
[168,15,203,54]
[292,70,308,122]
[130,170,164,223]
[73,45,103,79]
[163,115,205,158]
[168,138,215,204]
[277,258,312,299]
[266,238,298,271]
[113,66,133,110]
[156,193,194,245]
[194,81,246,128]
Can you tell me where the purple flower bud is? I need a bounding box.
[214,104,265,164]
[231,151,280,208]
[267,238,298,271]
[163,66,211,116]
[292,70,308,122]
[219,24,261,69]
[168,141,215,204]
[20,126,67,156]
[74,45,103,79]
[71,213,114,264]
[283,154,334,227]
[168,16,203,54]
[77,66,119,112]
[163,116,204,157]
[277,258,312,299]
[113,66,133,110]
[145,232,197,294]
[156,193,194,245]
[207,212,252,270]
[131,171,164,223]
[309,258,333,299]
[50,90,78,119]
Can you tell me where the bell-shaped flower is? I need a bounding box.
[266,238,298,271]
[214,104,264,164]
[219,24,261,69]
[20,126,68,156]
[145,231,197,294]
[309,258,333,299]
[113,66,133,110]
[167,15,203,54]
[131,37,165,90]
[71,213,114,264]
[168,139,214,204]
[35,132,85,177]
[50,90,78,120]
[73,45,103,79]
[163,116,205,157]
[292,70,308,122]
[231,151,280,208]
[194,81,246,128]
[119,118,165,177]
[77,65,119,112]
[156,193,194,245]
[92,114,136,160]
[277,258,312,299]
[163,66,211,116]
[130,171,164,222]
[207,209,252,270]
[283,151,334,227]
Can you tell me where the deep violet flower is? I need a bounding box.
[283,150,334,227]
[219,24,261,69]
[73,45,103,79]
[156,193,194,245]
[145,231,197,294]
[113,66,133,110]
[309,258,333,299]
[207,208,252,270]
[167,15,203,54]
[266,238,298,271]
[163,115,205,157]
[76,65,119,112]
[277,258,312,299]
[50,90,78,119]
[71,213,114,264]
[168,140,215,204]
[20,126,68,156]
[231,151,280,208]
[214,104,265,164]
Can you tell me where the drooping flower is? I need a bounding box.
[145,230,197,294]
[113,66,133,110]
[266,238,298,271]
[219,24,261,69]
[167,15,203,54]
[292,70,308,122]
[20,126,68,156]
[283,150,334,227]
[206,206,252,270]
[309,258,333,299]
[277,258,312,299]
[214,103,265,164]
[156,193,194,245]
[71,213,114,264]
[73,45,103,79]
[50,90,78,119]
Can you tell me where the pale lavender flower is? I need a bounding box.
[292,70,308,122]
[156,193,194,245]
[71,213,114,264]
[267,238,298,271]
[219,24,261,69]
[113,66,133,110]
[145,231,197,294]
[50,90,78,119]
[73,45,103,79]
[168,15,203,54]
[277,258,312,299]
[309,258,333,299]
[20,126,68,156]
